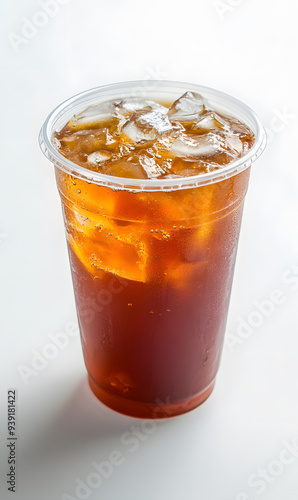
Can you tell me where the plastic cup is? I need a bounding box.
[39,81,266,418]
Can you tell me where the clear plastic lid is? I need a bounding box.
[39,80,266,192]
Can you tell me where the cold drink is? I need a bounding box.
[40,82,266,418]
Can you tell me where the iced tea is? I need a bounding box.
[41,84,264,418]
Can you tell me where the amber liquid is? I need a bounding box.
[56,168,250,418]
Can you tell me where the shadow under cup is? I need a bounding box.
[39,81,266,419]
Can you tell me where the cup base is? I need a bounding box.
[88,375,216,419]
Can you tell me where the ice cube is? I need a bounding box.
[229,120,255,141]
[224,134,243,154]
[103,129,117,145]
[169,132,227,158]
[137,154,165,178]
[87,151,112,166]
[192,111,229,132]
[169,158,219,177]
[52,137,61,149]
[102,158,148,179]
[68,210,148,282]
[70,100,124,127]
[100,149,165,179]
[168,91,209,122]
[58,128,116,155]
[122,109,174,143]
[118,98,168,114]
[165,261,208,290]
[118,143,136,157]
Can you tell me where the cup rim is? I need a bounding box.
[39,80,266,192]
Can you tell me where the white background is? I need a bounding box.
[1,1,298,499]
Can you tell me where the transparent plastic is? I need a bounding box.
[39,80,266,192]
[39,81,266,418]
